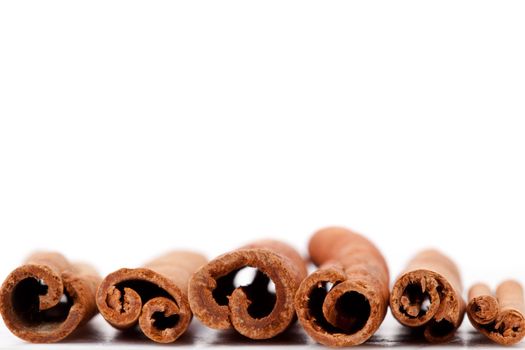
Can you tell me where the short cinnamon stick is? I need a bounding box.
[188,239,307,339]
[467,280,525,345]
[0,252,101,343]
[294,227,390,347]
[96,251,207,343]
[390,249,465,342]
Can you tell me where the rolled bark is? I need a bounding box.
[0,252,101,343]
[294,227,390,347]
[467,283,498,325]
[467,280,525,345]
[188,239,307,339]
[96,251,207,343]
[390,249,465,342]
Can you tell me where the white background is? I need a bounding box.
[1,1,525,348]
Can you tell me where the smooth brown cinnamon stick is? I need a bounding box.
[0,252,101,343]
[390,249,465,342]
[188,239,307,339]
[294,227,389,347]
[467,280,525,345]
[96,251,206,343]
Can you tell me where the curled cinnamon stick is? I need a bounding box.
[294,227,390,347]
[188,239,307,339]
[0,252,101,343]
[96,251,207,343]
[390,249,465,342]
[467,280,525,345]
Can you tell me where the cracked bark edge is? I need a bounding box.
[96,251,207,343]
[188,239,307,339]
[467,280,525,345]
[390,249,465,343]
[294,227,390,347]
[0,252,101,343]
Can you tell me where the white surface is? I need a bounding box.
[1,0,525,348]
[1,313,522,349]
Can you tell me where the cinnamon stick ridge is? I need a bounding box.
[294,227,390,347]
[390,249,465,343]
[0,252,101,343]
[96,251,207,343]
[467,280,525,345]
[188,239,307,339]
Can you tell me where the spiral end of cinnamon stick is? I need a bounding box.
[188,240,307,339]
[390,250,465,343]
[96,267,193,343]
[0,252,100,343]
[296,227,389,346]
[467,280,525,345]
[467,296,499,325]
[467,283,499,325]
[295,269,388,347]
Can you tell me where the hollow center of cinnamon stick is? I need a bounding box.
[151,311,180,330]
[400,283,431,318]
[212,267,276,319]
[113,280,175,312]
[334,291,371,333]
[12,277,72,326]
[428,319,455,339]
[308,282,371,334]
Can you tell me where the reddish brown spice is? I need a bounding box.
[0,252,101,343]
[96,251,207,343]
[390,249,465,342]
[467,280,525,345]
[294,227,390,347]
[188,239,307,339]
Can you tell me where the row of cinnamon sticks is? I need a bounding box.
[1,227,523,346]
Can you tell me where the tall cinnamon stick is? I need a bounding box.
[0,252,101,343]
[390,249,465,342]
[294,227,389,347]
[188,239,307,339]
[467,280,525,345]
[96,251,206,343]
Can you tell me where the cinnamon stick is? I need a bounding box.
[96,251,207,343]
[467,280,525,345]
[0,252,101,343]
[188,239,307,339]
[294,227,389,347]
[390,249,465,342]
